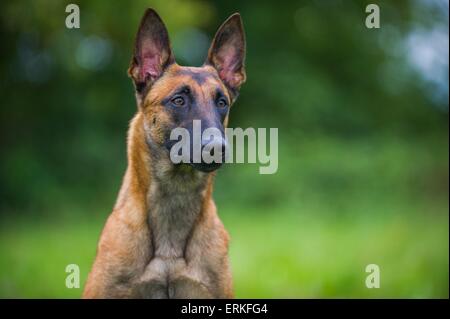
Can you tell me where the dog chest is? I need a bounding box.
[147,186,203,258]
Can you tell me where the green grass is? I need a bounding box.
[226,208,448,298]
[0,205,447,298]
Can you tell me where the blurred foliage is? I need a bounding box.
[0,0,448,298]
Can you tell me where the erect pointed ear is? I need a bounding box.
[206,13,246,93]
[128,9,175,95]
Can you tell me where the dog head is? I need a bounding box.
[128,9,246,173]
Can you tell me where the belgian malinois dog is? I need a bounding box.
[83,8,246,298]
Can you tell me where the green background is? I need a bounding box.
[0,0,448,298]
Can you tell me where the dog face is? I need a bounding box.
[128,9,246,173]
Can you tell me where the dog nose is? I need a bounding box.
[190,136,226,173]
[201,136,227,159]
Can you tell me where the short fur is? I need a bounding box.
[83,9,246,298]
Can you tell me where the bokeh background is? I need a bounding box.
[0,0,448,298]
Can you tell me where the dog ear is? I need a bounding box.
[128,9,174,94]
[206,13,246,93]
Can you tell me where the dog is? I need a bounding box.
[83,8,246,298]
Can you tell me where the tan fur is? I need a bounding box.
[83,65,233,299]
[83,9,245,299]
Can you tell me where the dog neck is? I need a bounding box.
[115,112,213,258]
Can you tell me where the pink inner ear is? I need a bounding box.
[139,40,163,82]
[218,45,243,88]
[140,53,161,82]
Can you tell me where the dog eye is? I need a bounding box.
[171,96,185,107]
[217,98,228,108]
